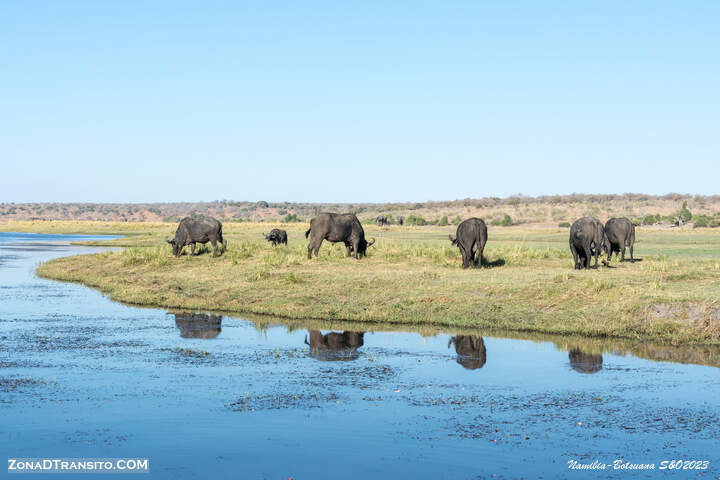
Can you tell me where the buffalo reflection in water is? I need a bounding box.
[174,313,222,339]
[304,330,365,361]
[448,336,486,370]
[568,348,603,374]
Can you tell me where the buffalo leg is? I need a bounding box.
[570,244,580,269]
[620,245,626,262]
[211,240,218,257]
[477,243,484,268]
[190,243,196,256]
[307,239,321,259]
[352,240,360,259]
[592,244,600,268]
[629,244,634,262]
[583,245,592,269]
[460,245,470,269]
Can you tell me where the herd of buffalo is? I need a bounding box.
[166,212,637,269]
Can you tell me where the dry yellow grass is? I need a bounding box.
[26,221,720,345]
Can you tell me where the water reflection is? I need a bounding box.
[568,348,603,374]
[304,330,365,361]
[174,313,223,339]
[449,336,487,370]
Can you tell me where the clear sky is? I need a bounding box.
[2,1,718,203]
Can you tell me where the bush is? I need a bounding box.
[284,213,300,223]
[679,201,692,222]
[558,222,571,228]
[491,214,513,227]
[405,215,427,226]
[438,216,449,226]
[693,215,710,228]
[642,214,661,225]
[452,216,463,225]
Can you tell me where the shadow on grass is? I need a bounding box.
[482,257,505,268]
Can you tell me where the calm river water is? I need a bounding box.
[1,233,718,479]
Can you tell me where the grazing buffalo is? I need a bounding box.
[304,330,365,361]
[173,313,222,339]
[397,216,405,226]
[376,215,389,226]
[568,348,603,374]
[448,336,487,370]
[166,216,227,257]
[449,218,488,268]
[569,217,605,269]
[604,217,635,262]
[305,213,375,259]
[263,228,288,246]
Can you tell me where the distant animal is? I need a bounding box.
[376,215,389,226]
[263,228,288,246]
[448,336,487,370]
[304,330,365,361]
[568,349,603,374]
[604,217,635,262]
[173,313,222,339]
[449,218,488,268]
[166,216,227,257]
[305,213,375,260]
[569,217,605,269]
[397,216,405,226]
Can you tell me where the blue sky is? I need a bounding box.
[2,1,718,203]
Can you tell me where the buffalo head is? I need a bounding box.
[357,237,376,257]
[166,238,181,257]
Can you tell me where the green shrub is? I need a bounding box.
[642,214,661,225]
[693,215,710,228]
[405,215,427,226]
[438,216,449,226]
[452,216,463,225]
[284,213,301,223]
[558,222,571,228]
[679,201,692,222]
[491,214,513,227]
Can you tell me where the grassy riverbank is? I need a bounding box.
[15,221,720,345]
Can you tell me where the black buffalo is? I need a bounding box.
[304,330,365,361]
[173,313,222,339]
[448,336,487,370]
[568,349,603,374]
[604,217,635,262]
[449,218,488,268]
[305,213,375,259]
[569,217,605,269]
[166,216,227,257]
[376,215,389,226]
[397,216,405,226]
[263,229,288,246]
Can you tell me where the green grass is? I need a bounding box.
[22,221,720,345]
